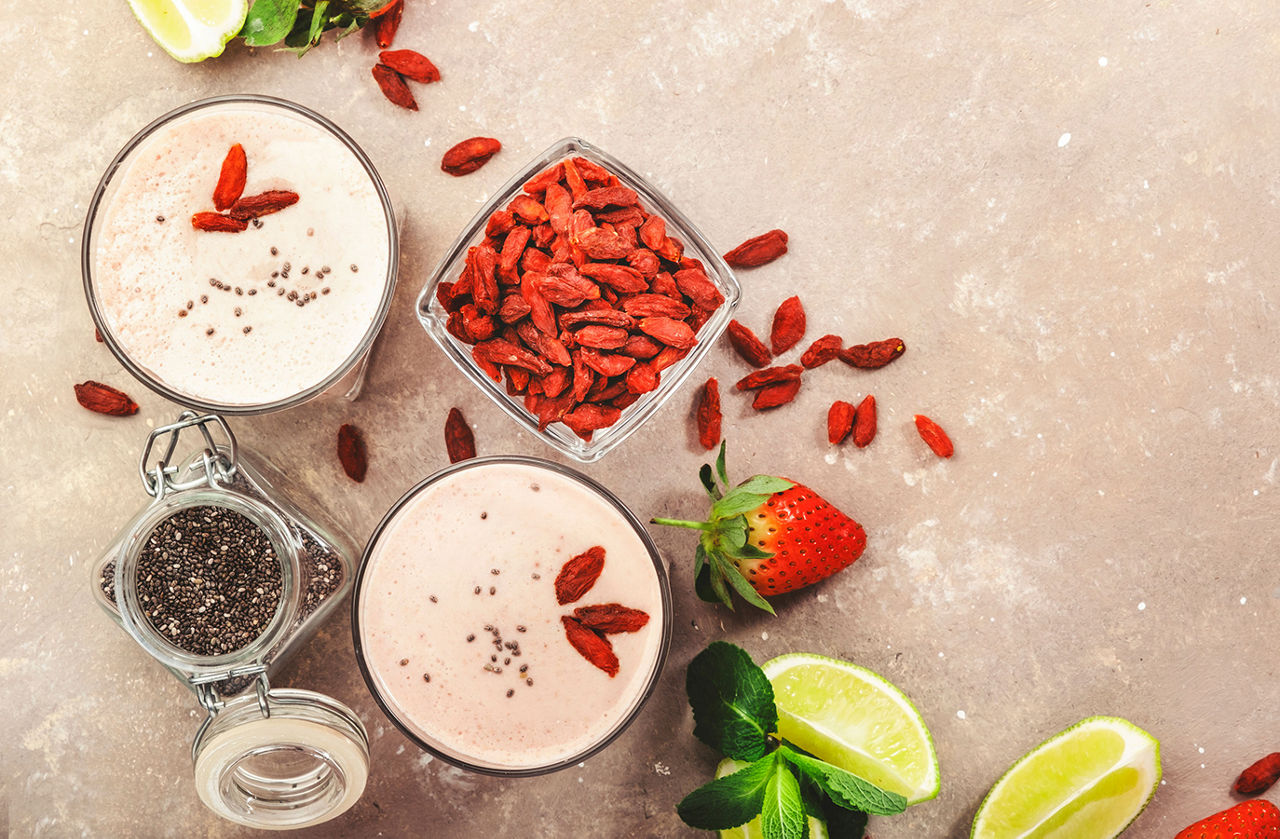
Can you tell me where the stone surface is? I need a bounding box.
[3,1,1279,836]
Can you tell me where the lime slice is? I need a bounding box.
[715,759,828,839]
[127,0,249,63]
[762,653,940,805]
[970,716,1160,839]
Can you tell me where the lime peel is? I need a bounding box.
[970,716,1161,839]
[128,0,249,63]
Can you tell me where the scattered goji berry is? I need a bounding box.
[190,212,248,233]
[444,407,476,463]
[723,229,789,268]
[853,394,876,448]
[337,424,368,482]
[726,320,772,368]
[442,137,502,176]
[212,143,246,211]
[1234,752,1280,796]
[840,338,906,369]
[371,63,417,110]
[373,0,403,48]
[74,381,139,416]
[752,378,801,410]
[697,377,722,450]
[573,603,650,634]
[555,546,606,605]
[770,295,806,355]
[914,414,954,458]
[800,334,843,369]
[378,49,440,84]
[560,615,619,677]
[828,400,854,444]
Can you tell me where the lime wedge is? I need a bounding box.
[715,759,828,839]
[127,0,249,63]
[762,653,940,805]
[971,716,1160,839]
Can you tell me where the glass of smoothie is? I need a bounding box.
[352,457,672,775]
[83,95,398,414]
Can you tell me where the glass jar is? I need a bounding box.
[91,411,369,829]
[82,94,400,414]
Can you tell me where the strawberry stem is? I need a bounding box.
[650,517,711,531]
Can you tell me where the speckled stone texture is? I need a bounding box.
[3,1,1279,836]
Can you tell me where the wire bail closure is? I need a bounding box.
[140,412,238,499]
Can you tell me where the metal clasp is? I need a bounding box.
[190,666,272,762]
[140,412,238,499]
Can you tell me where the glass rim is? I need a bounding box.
[114,484,304,675]
[415,135,741,462]
[349,455,674,777]
[82,94,399,416]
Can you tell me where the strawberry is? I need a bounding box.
[1175,800,1280,839]
[651,442,865,613]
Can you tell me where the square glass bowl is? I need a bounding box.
[416,137,741,462]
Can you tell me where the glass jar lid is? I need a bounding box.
[192,687,369,830]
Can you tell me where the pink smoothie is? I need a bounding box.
[91,101,392,407]
[358,462,666,771]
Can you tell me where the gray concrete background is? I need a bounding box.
[3,1,1279,836]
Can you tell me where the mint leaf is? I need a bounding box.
[778,746,907,816]
[676,753,776,830]
[686,642,779,761]
[761,759,806,839]
[821,801,869,839]
[713,553,775,615]
[240,0,300,45]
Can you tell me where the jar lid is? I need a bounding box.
[192,688,368,830]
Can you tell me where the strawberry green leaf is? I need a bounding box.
[716,442,730,488]
[777,746,907,816]
[720,518,749,551]
[708,562,734,609]
[700,463,723,501]
[677,753,777,830]
[723,541,771,561]
[686,642,779,761]
[714,554,775,615]
[736,475,795,496]
[713,489,774,519]
[761,759,806,839]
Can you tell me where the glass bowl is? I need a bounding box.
[416,137,741,462]
[83,95,399,415]
[351,456,673,776]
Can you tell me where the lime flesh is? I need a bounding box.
[762,653,940,805]
[128,0,248,62]
[970,716,1161,839]
[716,759,828,839]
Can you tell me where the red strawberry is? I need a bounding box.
[651,442,865,613]
[1175,800,1280,839]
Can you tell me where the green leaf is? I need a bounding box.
[686,642,779,761]
[716,442,730,487]
[700,463,722,500]
[761,760,806,839]
[724,541,772,561]
[821,801,869,839]
[676,753,776,830]
[736,475,795,496]
[240,0,301,45]
[713,554,775,615]
[708,561,734,610]
[694,543,722,604]
[721,517,749,551]
[777,747,907,816]
[714,489,773,519]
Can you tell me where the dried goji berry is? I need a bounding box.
[190,212,248,233]
[578,348,636,378]
[523,163,565,195]
[337,424,368,482]
[228,190,300,220]
[444,407,476,463]
[575,325,630,350]
[1234,753,1280,796]
[625,363,660,395]
[840,338,906,369]
[74,381,139,416]
[371,64,417,110]
[770,295,806,355]
[572,185,639,210]
[623,294,691,320]
[573,604,650,634]
[723,229,789,268]
[752,378,801,410]
[726,320,772,368]
[828,400,854,445]
[442,137,502,176]
[697,377,722,450]
[736,364,803,391]
[579,263,647,293]
[562,157,588,200]
[560,615,619,677]
[212,143,246,211]
[639,316,697,349]
[556,546,606,604]
[373,0,403,48]
[378,49,440,84]
[800,334,843,369]
[509,193,549,224]
[674,268,724,311]
[914,414,954,458]
[853,394,876,448]
[563,404,623,434]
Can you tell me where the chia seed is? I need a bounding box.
[270,247,278,256]
[133,505,283,657]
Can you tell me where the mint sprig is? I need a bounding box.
[678,642,907,839]
[241,0,381,55]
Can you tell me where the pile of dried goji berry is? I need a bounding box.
[434,156,726,441]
